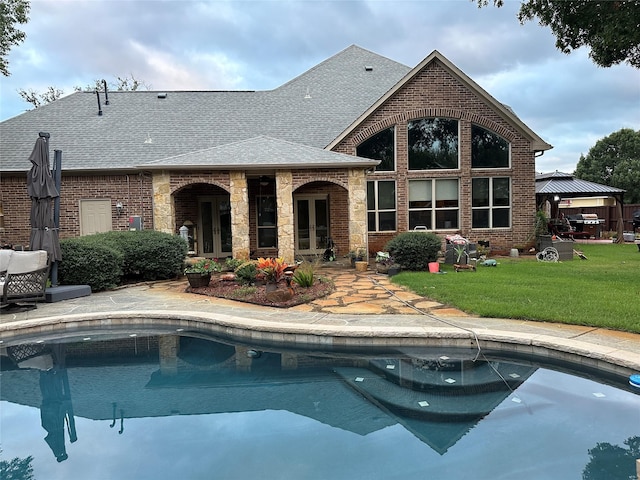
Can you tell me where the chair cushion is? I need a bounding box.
[0,250,13,272]
[6,250,48,274]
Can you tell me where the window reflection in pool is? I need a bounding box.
[1,333,638,480]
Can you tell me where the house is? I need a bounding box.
[0,45,552,261]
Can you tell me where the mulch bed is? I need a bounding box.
[187,276,335,308]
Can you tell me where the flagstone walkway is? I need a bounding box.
[292,268,463,316]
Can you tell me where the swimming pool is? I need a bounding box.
[1,332,638,479]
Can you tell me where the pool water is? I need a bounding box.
[1,333,638,480]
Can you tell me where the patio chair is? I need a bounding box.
[1,250,50,309]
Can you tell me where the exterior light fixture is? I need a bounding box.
[116,201,124,215]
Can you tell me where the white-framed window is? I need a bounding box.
[408,118,459,170]
[408,179,459,230]
[356,126,395,172]
[472,177,511,228]
[471,125,510,168]
[257,195,277,247]
[367,180,396,232]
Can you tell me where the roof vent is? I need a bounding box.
[364,66,373,71]
[157,93,167,99]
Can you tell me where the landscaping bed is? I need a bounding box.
[187,276,335,308]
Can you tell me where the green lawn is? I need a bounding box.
[391,243,640,333]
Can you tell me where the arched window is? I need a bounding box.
[356,127,395,172]
[408,118,459,170]
[471,125,510,168]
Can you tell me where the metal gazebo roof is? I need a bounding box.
[535,171,626,198]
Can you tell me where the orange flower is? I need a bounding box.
[257,257,288,283]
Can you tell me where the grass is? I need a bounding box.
[392,243,640,333]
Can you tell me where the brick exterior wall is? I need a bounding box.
[333,59,539,252]
[0,172,154,248]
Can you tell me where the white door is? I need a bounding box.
[198,196,232,258]
[295,195,329,254]
[79,199,112,235]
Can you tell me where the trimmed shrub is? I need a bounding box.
[58,230,187,290]
[59,238,123,291]
[384,232,442,271]
[90,230,187,281]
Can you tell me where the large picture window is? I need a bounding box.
[367,180,396,232]
[356,127,395,172]
[257,195,277,247]
[472,177,511,228]
[471,125,510,168]
[408,179,459,230]
[408,118,459,170]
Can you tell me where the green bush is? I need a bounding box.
[58,230,187,290]
[234,261,258,285]
[90,230,187,281]
[293,263,315,288]
[384,232,442,271]
[59,238,124,291]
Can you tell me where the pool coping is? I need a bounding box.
[1,310,638,379]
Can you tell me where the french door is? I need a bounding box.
[198,196,232,258]
[295,195,329,254]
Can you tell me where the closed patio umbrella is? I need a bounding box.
[27,135,62,262]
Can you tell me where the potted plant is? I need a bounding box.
[375,252,400,275]
[348,247,367,267]
[256,257,288,291]
[184,258,222,288]
[454,245,468,264]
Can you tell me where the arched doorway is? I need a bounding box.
[174,183,232,258]
[293,181,349,257]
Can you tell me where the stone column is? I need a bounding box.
[230,171,250,260]
[348,168,368,259]
[276,170,295,263]
[152,171,175,234]
[234,346,253,372]
[158,335,180,377]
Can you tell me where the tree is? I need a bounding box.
[74,75,150,93]
[582,436,639,480]
[574,128,640,204]
[18,74,149,109]
[0,455,35,480]
[18,86,64,108]
[477,1,640,68]
[0,0,30,76]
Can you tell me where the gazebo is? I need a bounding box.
[535,171,626,242]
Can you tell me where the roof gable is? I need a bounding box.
[328,50,552,152]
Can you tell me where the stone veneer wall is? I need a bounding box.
[348,168,369,258]
[230,171,250,260]
[276,171,295,263]
[152,171,174,234]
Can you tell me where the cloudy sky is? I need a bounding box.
[1,0,638,173]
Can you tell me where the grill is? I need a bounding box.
[566,214,604,238]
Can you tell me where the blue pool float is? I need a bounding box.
[630,374,640,388]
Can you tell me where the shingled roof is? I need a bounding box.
[0,45,410,172]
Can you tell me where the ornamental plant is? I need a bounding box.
[256,257,288,283]
[184,258,223,275]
